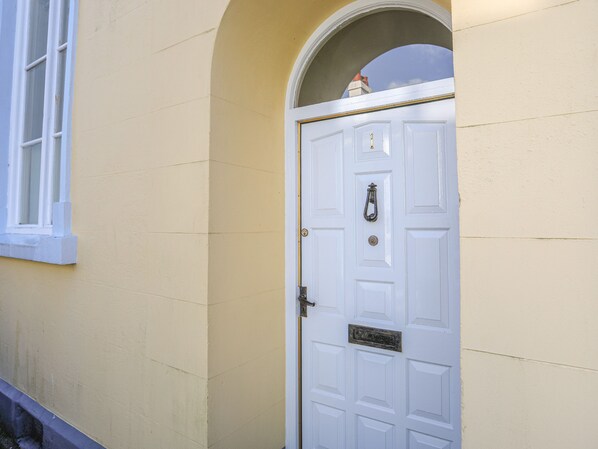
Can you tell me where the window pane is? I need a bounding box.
[59,0,69,45]
[342,45,454,99]
[19,143,42,225]
[54,49,66,132]
[27,0,50,63]
[23,60,46,142]
[52,136,61,204]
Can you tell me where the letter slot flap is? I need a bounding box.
[348,324,402,352]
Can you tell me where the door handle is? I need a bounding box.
[298,286,316,318]
[363,183,378,222]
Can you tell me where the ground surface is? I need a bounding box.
[0,425,18,449]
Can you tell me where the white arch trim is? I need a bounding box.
[285,0,452,109]
[284,2,453,448]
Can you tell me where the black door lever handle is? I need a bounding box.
[298,286,316,318]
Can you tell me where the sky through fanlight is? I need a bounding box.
[344,44,454,96]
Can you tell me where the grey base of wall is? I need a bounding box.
[0,379,104,449]
[0,424,19,449]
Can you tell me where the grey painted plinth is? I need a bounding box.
[0,378,104,449]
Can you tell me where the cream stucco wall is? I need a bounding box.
[0,1,596,449]
[452,0,598,447]
[0,1,218,448]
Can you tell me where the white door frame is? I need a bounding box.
[284,3,453,448]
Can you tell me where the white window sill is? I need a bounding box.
[0,233,77,265]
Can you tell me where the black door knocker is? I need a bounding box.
[363,183,378,222]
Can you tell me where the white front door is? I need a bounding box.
[300,98,460,448]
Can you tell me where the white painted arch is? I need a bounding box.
[284,1,454,448]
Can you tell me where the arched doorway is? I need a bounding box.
[210,1,457,448]
[285,2,460,448]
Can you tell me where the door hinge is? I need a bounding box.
[298,286,316,318]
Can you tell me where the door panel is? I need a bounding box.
[356,415,395,449]
[355,349,395,411]
[405,122,448,214]
[406,230,450,329]
[312,403,346,449]
[355,172,393,269]
[310,132,345,217]
[408,430,452,449]
[355,280,395,325]
[407,359,452,425]
[301,99,460,448]
[354,121,391,161]
[311,229,345,314]
[312,341,346,398]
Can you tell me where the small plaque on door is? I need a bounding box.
[348,324,402,352]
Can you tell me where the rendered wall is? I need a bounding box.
[7,2,594,449]
[452,0,598,447]
[0,1,215,448]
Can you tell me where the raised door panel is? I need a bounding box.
[311,229,345,314]
[312,403,346,449]
[355,280,395,325]
[355,172,392,269]
[356,416,394,449]
[354,122,391,162]
[407,360,452,426]
[406,230,449,329]
[355,349,395,412]
[405,123,447,215]
[311,342,346,399]
[310,132,344,217]
[408,430,452,449]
